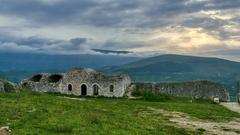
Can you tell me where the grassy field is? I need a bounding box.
[0,91,239,135]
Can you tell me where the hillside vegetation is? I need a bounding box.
[0,91,239,135]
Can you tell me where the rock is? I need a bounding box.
[0,126,11,135]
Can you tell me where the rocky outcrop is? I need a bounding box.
[0,79,16,92]
[134,80,229,102]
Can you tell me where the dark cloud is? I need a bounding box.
[0,0,97,25]
[0,33,89,53]
[70,38,87,45]
[0,0,239,28]
[102,40,146,50]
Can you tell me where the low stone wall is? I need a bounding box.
[134,80,229,102]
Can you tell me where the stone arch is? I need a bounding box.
[68,84,72,91]
[92,83,100,96]
[30,74,42,82]
[48,74,63,83]
[80,83,87,96]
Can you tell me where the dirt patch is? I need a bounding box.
[145,107,240,135]
[59,96,87,101]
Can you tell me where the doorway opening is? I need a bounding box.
[81,84,87,96]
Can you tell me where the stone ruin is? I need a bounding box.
[21,68,131,97]
[0,68,227,101]
[134,80,230,102]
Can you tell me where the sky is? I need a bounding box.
[0,0,239,60]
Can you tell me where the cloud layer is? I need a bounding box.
[0,0,239,60]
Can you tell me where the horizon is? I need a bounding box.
[0,0,239,61]
[1,51,240,63]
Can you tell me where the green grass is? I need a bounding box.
[0,91,239,135]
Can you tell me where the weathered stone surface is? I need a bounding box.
[21,68,131,97]
[0,79,16,92]
[134,80,229,102]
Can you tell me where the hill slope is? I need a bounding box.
[104,54,240,98]
[107,54,240,74]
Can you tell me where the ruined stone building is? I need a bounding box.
[21,68,131,97]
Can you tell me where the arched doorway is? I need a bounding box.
[93,84,99,96]
[81,84,87,96]
[68,84,72,91]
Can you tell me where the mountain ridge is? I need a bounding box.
[103,54,240,99]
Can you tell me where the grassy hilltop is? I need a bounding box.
[0,91,239,135]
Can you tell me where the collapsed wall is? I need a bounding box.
[134,80,229,102]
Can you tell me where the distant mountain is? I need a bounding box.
[103,54,240,99]
[0,52,140,82]
[106,54,240,73]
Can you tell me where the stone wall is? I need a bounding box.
[134,80,229,102]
